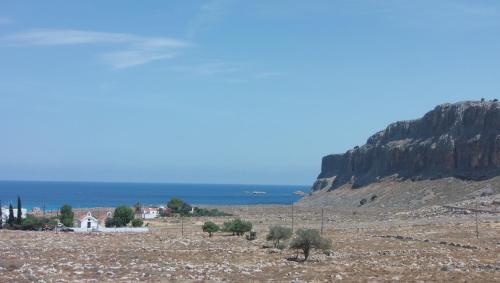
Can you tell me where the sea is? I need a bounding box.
[0,181,307,210]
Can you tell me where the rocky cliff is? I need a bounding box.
[312,100,500,191]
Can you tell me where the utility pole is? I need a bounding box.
[43,202,46,216]
[291,202,294,233]
[475,199,479,239]
[181,215,184,237]
[321,208,324,235]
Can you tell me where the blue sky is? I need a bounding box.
[0,0,499,185]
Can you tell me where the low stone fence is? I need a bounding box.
[72,227,149,233]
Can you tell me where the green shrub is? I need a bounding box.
[359,198,367,206]
[131,218,144,227]
[290,229,332,261]
[266,225,292,248]
[112,205,135,227]
[370,195,377,202]
[17,215,57,230]
[202,221,220,237]
[105,217,116,227]
[222,219,252,236]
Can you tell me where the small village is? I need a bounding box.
[0,196,232,233]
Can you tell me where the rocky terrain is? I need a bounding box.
[300,175,500,209]
[1,199,499,282]
[312,100,500,192]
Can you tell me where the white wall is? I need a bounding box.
[1,208,27,223]
[73,227,149,233]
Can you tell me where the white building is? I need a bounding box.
[78,211,100,230]
[1,207,27,224]
[142,207,159,219]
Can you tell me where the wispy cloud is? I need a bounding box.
[186,0,231,39]
[101,50,178,69]
[0,17,12,25]
[0,29,189,68]
[171,60,282,83]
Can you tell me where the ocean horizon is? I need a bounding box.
[0,180,307,210]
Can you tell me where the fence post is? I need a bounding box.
[321,208,324,235]
[475,200,479,239]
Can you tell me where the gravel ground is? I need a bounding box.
[1,201,499,282]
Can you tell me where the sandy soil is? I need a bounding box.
[1,201,499,282]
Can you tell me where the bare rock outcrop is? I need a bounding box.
[312,100,500,191]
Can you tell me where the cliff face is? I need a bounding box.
[312,100,500,191]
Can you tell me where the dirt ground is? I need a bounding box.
[1,203,499,282]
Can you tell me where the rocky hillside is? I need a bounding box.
[312,100,500,192]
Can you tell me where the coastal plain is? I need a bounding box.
[1,197,499,282]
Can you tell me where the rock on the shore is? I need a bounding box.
[312,100,500,191]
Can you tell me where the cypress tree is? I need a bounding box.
[16,196,22,224]
[8,204,14,225]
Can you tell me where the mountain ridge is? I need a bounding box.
[312,100,500,192]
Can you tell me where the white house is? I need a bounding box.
[78,211,100,229]
[142,207,159,219]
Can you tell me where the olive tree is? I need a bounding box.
[222,219,252,236]
[266,225,292,248]
[202,221,219,237]
[290,229,331,261]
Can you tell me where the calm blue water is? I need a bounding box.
[0,181,306,210]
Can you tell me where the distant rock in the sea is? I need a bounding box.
[312,100,500,191]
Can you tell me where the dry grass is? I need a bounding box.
[0,204,499,282]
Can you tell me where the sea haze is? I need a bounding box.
[0,181,306,210]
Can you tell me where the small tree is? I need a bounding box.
[167,197,192,215]
[202,221,219,237]
[224,219,252,236]
[112,205,135,227]
[167,197,185,213]
[59,204,74,227]
[180,202,192,215]
[8,204,15,226]
[131,218,144,227]
[16,196,22,224]
[266,225,292,248]
[290,229,332,261]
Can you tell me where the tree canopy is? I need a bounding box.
[112,205,135,227]
[222,219,252,236]
[59,204,74,227]
[266,225,292,248]
[202,221,220,237]
[167,197,192,215]
[290,229,331,261]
